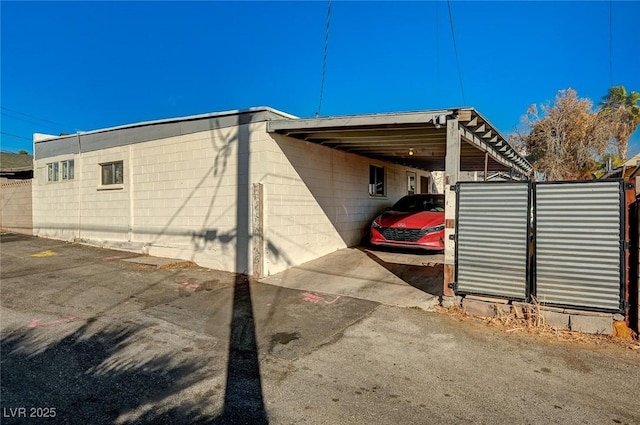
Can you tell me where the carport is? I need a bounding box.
[267,108,533,301]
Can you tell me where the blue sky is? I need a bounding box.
[2,1,639,156]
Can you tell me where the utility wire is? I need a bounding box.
[316,0,332,118]
[1,106,71,128]
[447,0,466,105]
[0,131,32,141]
[1,110,66,133]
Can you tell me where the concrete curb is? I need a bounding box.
[461,295,621,336]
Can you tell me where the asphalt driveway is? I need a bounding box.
[1,233,639,425]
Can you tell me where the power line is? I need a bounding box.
[0,131,31,141]
[1,110,66,133]
[316,0,332,118]
[447,0,466,104]
[0,106,71,128]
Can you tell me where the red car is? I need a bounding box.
[370,194,445,251]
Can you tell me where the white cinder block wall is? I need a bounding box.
[260,134,436,276]
[79,146,131,243]
[34,123,266,274]
[34,118,437,277]
[130,126,256,273]
[34,147,133,244]
[33,152,82,241]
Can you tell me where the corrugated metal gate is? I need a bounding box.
[455,179,625,313]
[456,182,531,299]
[535,181,624,312]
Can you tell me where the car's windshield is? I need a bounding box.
[391,195,445,212]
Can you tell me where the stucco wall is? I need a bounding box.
[0,179,33,235]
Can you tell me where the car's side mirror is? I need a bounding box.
[384,206,391,211]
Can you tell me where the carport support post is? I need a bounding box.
[484,152,488,181]
[443,116,460,304]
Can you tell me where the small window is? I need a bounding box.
[47,162,59,182]
[407,172,416,195]
[101,161,124,185]
[369,165,385,196]
[61,160,74,180]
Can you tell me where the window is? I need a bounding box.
[101,161,124,185]
[369,165,385,196]
[407,172,416,195]
[47,162,59,182]
[61,160,74,180]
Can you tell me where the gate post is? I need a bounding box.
[443,116,460,303]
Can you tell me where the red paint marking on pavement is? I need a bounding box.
[302,292,323,303]
[303,292,342,305]
[27,316,78,329]
[323,295,341,304]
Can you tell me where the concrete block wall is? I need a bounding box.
[33,153,80,241]
[33,119,439,277]
[0,179,33,235]
[131,123,268,273]
[261,134,436,276]
[33,122,269,274]
[77,146,131,242]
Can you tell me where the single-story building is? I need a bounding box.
[602,152,640,179]
[32,107,531,284]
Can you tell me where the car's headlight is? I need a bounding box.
[372,221,382,229]
[423,224,445,233]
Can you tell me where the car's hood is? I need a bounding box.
[375,210,444,228]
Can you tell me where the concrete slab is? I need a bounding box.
[540,310,570,330]
[261,247,443,311]
[570,314,613,335]
[462,297,496,317]
[495,303,512,316]
[512,302,526,319]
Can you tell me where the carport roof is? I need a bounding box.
[267,108,532,176]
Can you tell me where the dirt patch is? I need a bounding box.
[159,261,198,270]
[436,305,640,352]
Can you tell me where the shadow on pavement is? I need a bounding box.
[360,247,444,297]
[215,275,268,424]
[0,323,214,424]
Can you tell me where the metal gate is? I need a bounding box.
[535,181,625,312]
[455,179,626,313]
[456,182,531,299]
